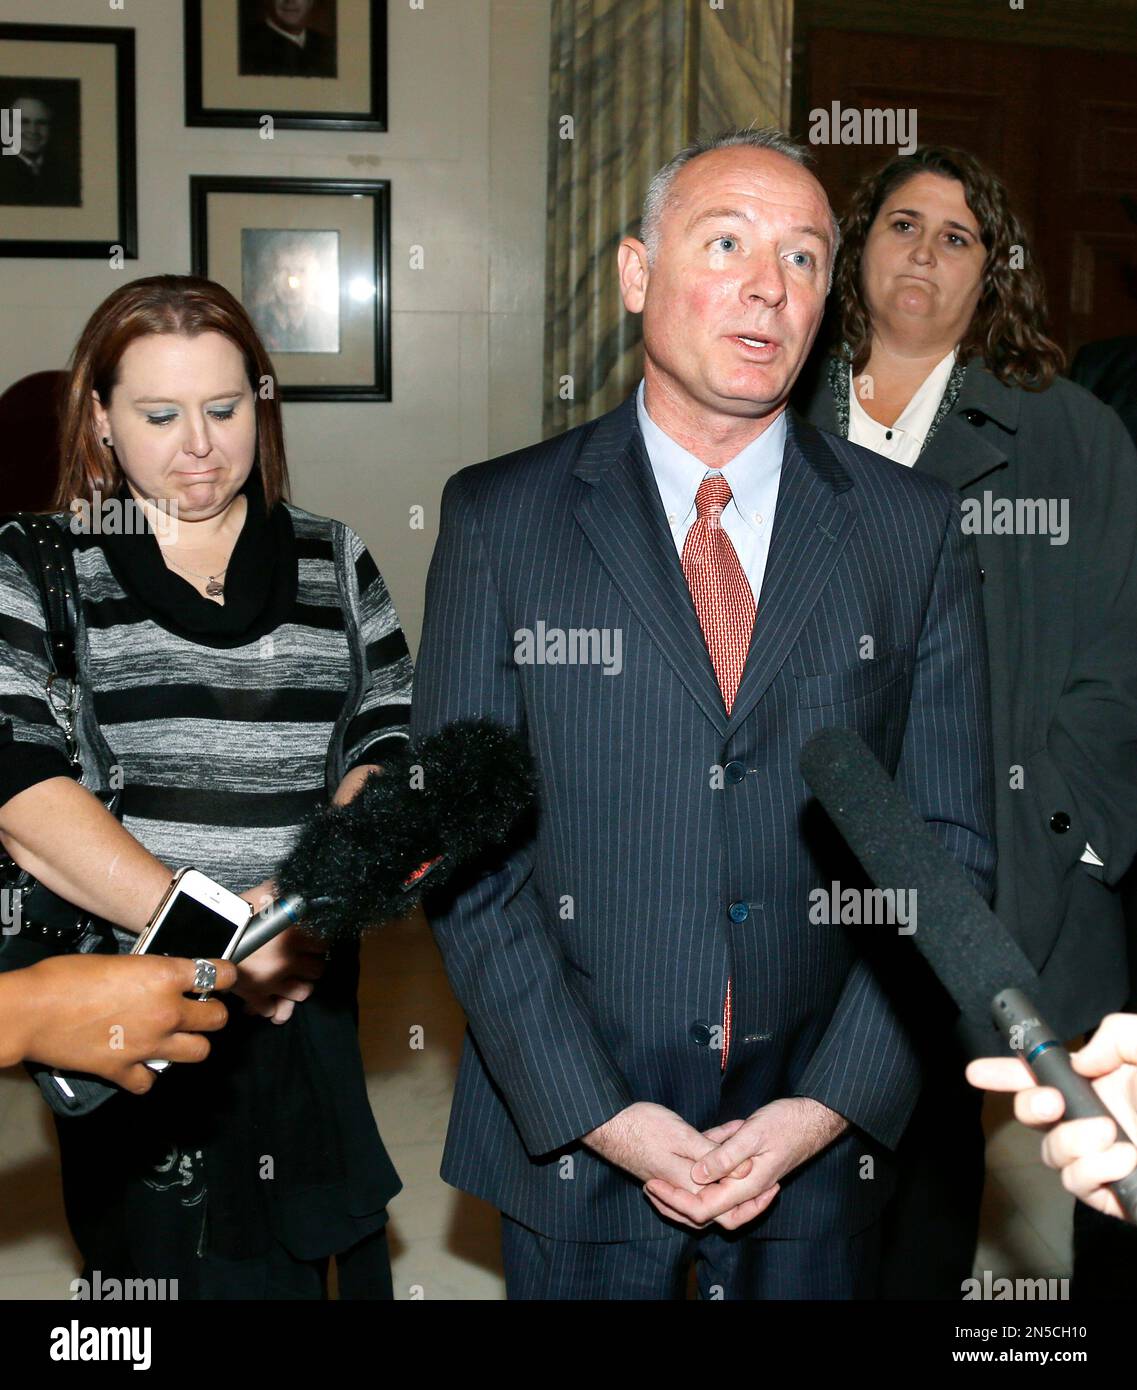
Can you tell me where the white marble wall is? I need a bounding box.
[0,0,552,1304]
[0,0,552,656]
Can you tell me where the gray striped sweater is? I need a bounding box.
[0,494,413,897]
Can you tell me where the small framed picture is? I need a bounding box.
[190,175,391,401]
[0,23,137,259]
[185,1,387,131]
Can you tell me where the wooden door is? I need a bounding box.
[801,27,1137,354]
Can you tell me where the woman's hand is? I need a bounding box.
[231,924,328,1024]
[233,877,326,1024]
[229,762,378,1026]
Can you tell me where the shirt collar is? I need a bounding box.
[635,379,785,534]
[848,346,956,446]
[265,18,308,47]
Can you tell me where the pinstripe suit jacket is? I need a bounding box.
[411,395,996,1242]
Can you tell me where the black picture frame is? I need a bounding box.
[190,175,391,402]
[184,1,388,132]
[0,23,137,259]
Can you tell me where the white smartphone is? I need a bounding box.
[130,868,252,1071]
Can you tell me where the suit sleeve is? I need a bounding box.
[411,471,636,1157]
[793,495,997,1149]
[1038,405,1137,886]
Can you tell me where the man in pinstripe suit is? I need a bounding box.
[411,128,996,1299]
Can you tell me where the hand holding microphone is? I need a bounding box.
[968,1013,1137,1222]
[272,718,537,942]
[233,922,328,1024]
[232,879,327,1024]
[799,726,1137,1223]
[20,721,531,1103]
[231,719,537,967]
[230,719,534,963]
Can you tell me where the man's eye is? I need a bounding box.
[713,236,739,253]
[789,251,814,268]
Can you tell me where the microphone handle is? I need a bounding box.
[994,988,1137,1222]
[231,894,308,963]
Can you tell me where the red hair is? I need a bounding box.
[53,273,290,510]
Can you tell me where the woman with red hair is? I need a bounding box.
[0,274,410,1298]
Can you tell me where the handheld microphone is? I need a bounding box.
[231,718,537,960]
[799,725,1137,1222]
[231,894,327,964]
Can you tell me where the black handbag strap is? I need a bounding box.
[17,513,79,683]
[0,516,121,1115]
[0,512,82,767]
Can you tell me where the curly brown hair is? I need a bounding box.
[53,274,290,511]
[833,146,1064,390]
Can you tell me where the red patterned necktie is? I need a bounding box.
[680,474,756,1071]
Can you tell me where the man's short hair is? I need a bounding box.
[639,127,840,290]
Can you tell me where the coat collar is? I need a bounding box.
[956,357,1022,431]
[808,353,1018,492]
[917,358,1018,491]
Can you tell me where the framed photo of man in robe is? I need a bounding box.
[0,23,137,259]
[184,1,387,131]
[190,176,391,401]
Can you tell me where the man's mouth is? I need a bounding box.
[730,335,780,353]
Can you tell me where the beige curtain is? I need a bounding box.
[543,0,794,436]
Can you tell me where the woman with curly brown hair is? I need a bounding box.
[800,147,1137,1299]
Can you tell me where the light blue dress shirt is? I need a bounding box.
[635,379,785,605]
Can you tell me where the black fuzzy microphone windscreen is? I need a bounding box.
[276,719,537,940]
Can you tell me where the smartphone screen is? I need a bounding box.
[146,893,243,958]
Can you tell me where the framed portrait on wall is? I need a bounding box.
[0,23,136,259]
[190,176,391,401]
[184,1,387,131]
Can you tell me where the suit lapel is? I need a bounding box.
[725,411,858,736]
[572,398,729,734]
[572,400,858,738]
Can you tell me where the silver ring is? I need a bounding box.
[192,959,217,997]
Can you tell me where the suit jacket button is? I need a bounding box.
[728,900,750,923]
[724,760,747,784]
[1050,812,1071,833]
[690,1020,713,1046]
[964,409,985,425]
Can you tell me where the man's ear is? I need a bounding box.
[617,237,650,314]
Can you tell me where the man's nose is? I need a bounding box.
[740,254,787,307]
